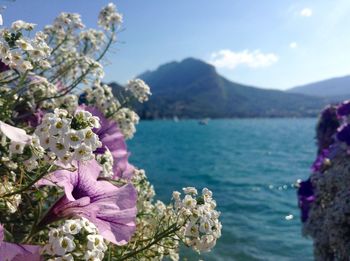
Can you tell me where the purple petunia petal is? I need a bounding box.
[297,179,315,223]
[0,224,3,242]
[0,244,42,261]
[0,224,42,261]
[337,100,350,117]
[27,109,44,128]
[81,105,135,179]
[337,124,350,146]
[316,105,340,153]
[0,120,32,144]
[0,61,9,73]
[311,149,330,173]
[38,159,137,245]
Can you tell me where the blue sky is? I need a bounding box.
[2,0,350,90]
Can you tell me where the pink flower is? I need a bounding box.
[83,105,135,179]
[0,120,32,144]
[38,159,137,245]
[0,224,42,261]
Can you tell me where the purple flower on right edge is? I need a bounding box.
[297,179,315,223]
[337,100,350,117]
[311,149,330,173]
[337,124,350,146]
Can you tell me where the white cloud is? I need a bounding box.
[209,49,279,70]
[300,8,313,17]
[289,42,298,48]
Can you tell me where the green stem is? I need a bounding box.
[0,164,53,198]
[37,26,116,103]
[117,224,181,261]
[9,70,28,97]
[36,65,91,103]
[22,220,40,243]
[96,27,115,62]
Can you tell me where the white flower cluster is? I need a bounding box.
[81,56,105,80]
[79,29,105,53]
[24,76,59,110]
[0,22,51,72]
[56,94,79,114]
[0,86,10,107]
[23,135,45,171]
[140,213,180,261]
[43,218,107,260]
[0,122,27,214]
[0,180,21,213]
[126,79,151,103]
[85,83,120,116]
[27,76,57,100]
[173,187,222,253]
[84,83,140,139]
[56,12,84,28]
[50,13,85,38]
[34,108,101,164]
[8,141,25,157]
[0,122,44,173]
[96,148,114,178]
[11,20,36,31]
[132,168,156,209]
[98,3,123,30]
[128,169,179,261]
[1,156,18,170]
[43,11,108,88]
[114,108,139,139]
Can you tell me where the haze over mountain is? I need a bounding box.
[288,75,350,100]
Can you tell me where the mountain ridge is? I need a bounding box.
[288,75,350,98]
[111,57,329,119]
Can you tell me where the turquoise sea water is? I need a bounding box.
[127,119,317,261]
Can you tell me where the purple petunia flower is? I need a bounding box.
[26,109,44,128]
[15,109,45,128]
[37,159,137,245]
[316,105,340,153]
[337,124,350,146]
[337,100,350,117]
[297,179,315,223]
[0,120,32,144]
[0,224,42,261]
[82,105,135,179]
[311,149,330,173]
[0,61,9,73]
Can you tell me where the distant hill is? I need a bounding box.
[288,75,350,100]
[109,82,126,100]
[110,58,327,119]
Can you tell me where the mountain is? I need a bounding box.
[288,75,350,100]
[111,58,327,119]
[109,82,127,100]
